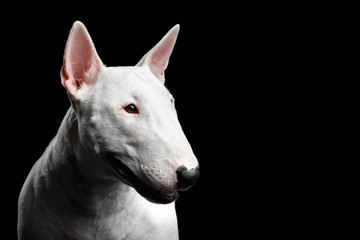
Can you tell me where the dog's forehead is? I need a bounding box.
[97,66,171,99]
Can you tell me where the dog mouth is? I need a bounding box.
[105,152,177,204]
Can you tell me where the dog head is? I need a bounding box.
[60,21,199,204]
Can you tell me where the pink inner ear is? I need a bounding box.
[151,39,174,68]
[149,33,177,80]
[143,25,179,82]
[66,29,95,82]
[61,21,102,96]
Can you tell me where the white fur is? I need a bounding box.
[18,22,198,240]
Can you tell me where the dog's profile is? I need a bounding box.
[17,21,199,240]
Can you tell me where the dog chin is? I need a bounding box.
[105,153,178,204]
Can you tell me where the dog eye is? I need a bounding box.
[124,104,139,114]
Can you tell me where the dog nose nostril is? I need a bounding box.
[176,166,200,191]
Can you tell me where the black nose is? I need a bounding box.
[176,166,200,191]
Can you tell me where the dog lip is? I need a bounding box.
[105,152,177,204]
[105,153,133,186]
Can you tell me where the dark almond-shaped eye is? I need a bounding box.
[124,104,139,114]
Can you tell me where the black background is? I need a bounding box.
[1,3,336,240]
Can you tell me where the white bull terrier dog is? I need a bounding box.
[18,21,199,240]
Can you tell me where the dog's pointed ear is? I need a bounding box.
[60,21,104,99]
[136,24,179,84]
